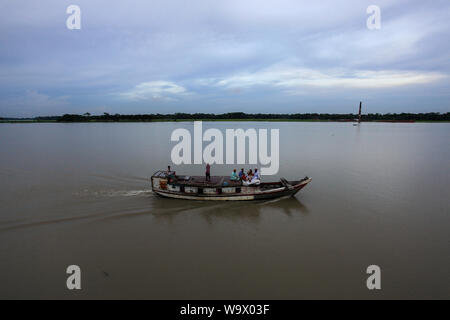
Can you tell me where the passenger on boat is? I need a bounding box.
[248,168,261,184]
[230,169,239,181]
[166,165,176,176]
[205,163,211,182]
[242,168,261,186]
[254,168,260,180]
[167,166,177,183]
[238,168,246,180]
[247,169,253,181]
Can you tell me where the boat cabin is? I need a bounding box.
[151,170,246,195]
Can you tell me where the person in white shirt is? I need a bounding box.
[253,168,260,180]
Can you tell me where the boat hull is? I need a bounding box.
[153,178,311,201]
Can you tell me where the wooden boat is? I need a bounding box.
[151,170,311,201]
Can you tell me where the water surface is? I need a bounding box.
[0,122,449,299]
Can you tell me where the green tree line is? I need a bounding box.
[56,112,450,122]
[1,112,449,122]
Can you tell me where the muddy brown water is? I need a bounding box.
[0,122,449,299]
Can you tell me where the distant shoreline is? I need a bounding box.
[1,112,449,123]
[1,119,449,123]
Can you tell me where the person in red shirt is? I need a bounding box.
[238,168,246,181]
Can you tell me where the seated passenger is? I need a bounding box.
[247,169,253,181]
[238,168,245,180]
[242,169,261,186]
[254,168,260,180]
[230,169,239,181]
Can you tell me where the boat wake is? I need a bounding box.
[74,189,153,198]
[106,189,153,197]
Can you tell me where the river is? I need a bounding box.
[0,122,449,299]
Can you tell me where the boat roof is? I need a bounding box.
[152,170,243,187]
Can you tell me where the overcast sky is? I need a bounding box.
[0,0,449,117]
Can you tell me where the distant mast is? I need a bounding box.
[358,101,362,123]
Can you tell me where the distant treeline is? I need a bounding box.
[1,112,449,122]
[58,112,450,122]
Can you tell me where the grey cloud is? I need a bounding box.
[0,0,449,116]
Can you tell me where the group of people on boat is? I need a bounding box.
[230,168,260,184]
[207,164,261,184]
[165,165,260,185]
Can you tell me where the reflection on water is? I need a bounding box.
[0,188,309,231]
[147,195,309,224]
[0,122,449,299]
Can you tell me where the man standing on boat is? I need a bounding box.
[205,163,211,182]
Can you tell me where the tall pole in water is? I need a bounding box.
[358,101,362,123]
